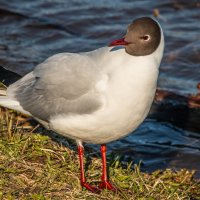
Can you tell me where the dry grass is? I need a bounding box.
[0,108,200,200]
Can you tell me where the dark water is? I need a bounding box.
[0,1,200,176]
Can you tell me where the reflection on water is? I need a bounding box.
[0,1,200,176]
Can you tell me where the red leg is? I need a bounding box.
[78,145,99,193]
[99,144,116,191]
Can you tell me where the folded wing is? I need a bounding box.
[7,53,104,121]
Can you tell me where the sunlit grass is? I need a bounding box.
[0,80,200,199]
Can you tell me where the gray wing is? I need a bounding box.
[7,53,103,121]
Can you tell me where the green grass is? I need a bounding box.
[0,108,200,200]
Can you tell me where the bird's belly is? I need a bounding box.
[49,88,155,144]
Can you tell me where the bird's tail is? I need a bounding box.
[0,95,20,111]
[0,95,30,116]
[0,89,6,96]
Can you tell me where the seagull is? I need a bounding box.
[0,17,164,192]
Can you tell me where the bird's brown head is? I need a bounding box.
[109,17,161,56]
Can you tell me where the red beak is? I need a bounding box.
[109,37,130,47]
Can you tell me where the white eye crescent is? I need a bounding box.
[141,35,150,41]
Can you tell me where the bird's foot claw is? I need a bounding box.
[99,181,116,191]
[81,182,100,193]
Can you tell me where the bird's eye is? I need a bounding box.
[141,35,150,41]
